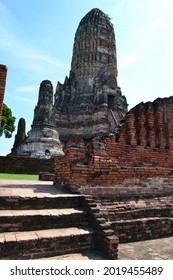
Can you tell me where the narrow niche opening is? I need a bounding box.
[108,94,115,110]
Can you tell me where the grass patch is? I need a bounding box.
[0,173,39,180]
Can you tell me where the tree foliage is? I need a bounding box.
[105,13,113,25]
[0,103,16,138]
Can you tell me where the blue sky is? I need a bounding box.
[0,0,173,156]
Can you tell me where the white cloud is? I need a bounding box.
[17,85,38,93]
[0,3,69,75]
[0,25,69,73]
[16,96,37,103]
[6,93,36,103]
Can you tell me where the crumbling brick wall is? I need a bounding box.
[0,64,7,126]
[54,96,173,197]
[54,96,173,243]
[95,196,173,242]
[0,156,54,175]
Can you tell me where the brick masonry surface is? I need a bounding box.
[95,195,173,242]
[54,96,173,196]
[0,64,7,127]
[0,183,118,259]
[54,96,173,243]
[0,156,54,175]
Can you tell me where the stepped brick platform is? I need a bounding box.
[96,195,173,243]
[0,195,84,210]
[42,237,173,260]
[53,96,173,246]
[0,180,100,260]
[0,179,118,260]
[0,208,87,232]
[0,180,173,259]
[0,227,95,259]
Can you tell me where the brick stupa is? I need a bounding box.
[11,8,128,157]
[11,80,63,158]
[54,8,128,142]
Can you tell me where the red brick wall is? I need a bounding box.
[95,196,173,242]
[0,156,54,175]
[54,96,173,197]
[0,64,7,127]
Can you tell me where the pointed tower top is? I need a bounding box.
[79,8,113,28]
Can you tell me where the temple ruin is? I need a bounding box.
[11,80,63,158]
[54,8,127,141]
[6,8,173,253]
[11,8,127,157]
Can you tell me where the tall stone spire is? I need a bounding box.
[71,8,118,87]
[32,80,54,129]
[10,8,128,157]
[11,118,26,154]
[54,8,128,140]
[11,80,63,158]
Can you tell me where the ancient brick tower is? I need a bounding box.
[11,8,127,157]
[54,8,128,142]
[0,64,7,127]
[11,118,26,154]
[11,80,63,158]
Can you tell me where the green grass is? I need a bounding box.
[0,173,39,180]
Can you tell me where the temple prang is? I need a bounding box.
[11,117,26,155]
[9,7,173,186]
[54,8,128,142]
[33,80,55,129]
[12,8,127,157]
[10,80,63,158]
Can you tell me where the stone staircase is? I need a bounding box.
[98,195,173,243]
[0,194,97,259]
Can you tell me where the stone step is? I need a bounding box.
[0,208,88,232]
[108,207,172,221]
[39,249,105,260]
[112,217,173,243]
[0,226,96,259]
[0,195,84,210]
[113,216,173,224]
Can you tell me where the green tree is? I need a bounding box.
[0,103,16,138]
